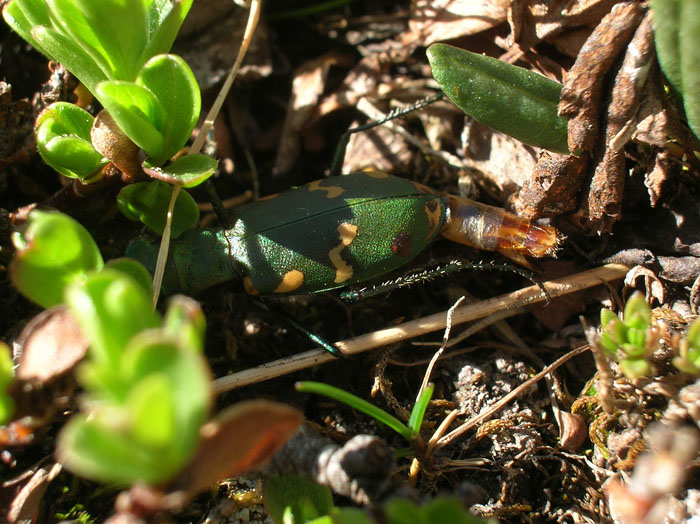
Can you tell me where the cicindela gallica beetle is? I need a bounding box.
[126,169,561,296]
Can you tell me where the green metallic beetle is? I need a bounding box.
[126,170,561,297]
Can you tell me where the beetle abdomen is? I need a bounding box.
[226,171,447,295]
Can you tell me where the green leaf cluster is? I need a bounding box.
[599,293,656,378]
[3,0,205,166]
[59,285,211,485]
[3,0,217,234]
[672,318,700,375]
[10,210,211,484]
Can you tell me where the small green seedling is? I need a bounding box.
[672,317,700,375]
[427,43,570,154]
[599,292,658,378]
[295,381,433,448]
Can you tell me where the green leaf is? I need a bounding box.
[126,373,176,447]
[672,355,699,375]
[31,25,109,93]
[625,328,647,350]
[687,318,700,350]
[422,496,488,524]
[45,0,114,78]
[57,414,170,485]
[163,296,206,353]
[117,180,199,237]
[2,0,51,52]
[64,269,159,368]
[620,358,651,379]
[408,383,433,439]
[35,103,106,179]
[104,257,154,297]
[650,0,682,97]
[263,476,334,524]
[120,332,211,476]
[0,343,15,425]
[601,314,626,346]
[143,154,217,187]
[10,210,104,308]
[136,54,201,165]
[296,381,413,441]
[96,80,165,158]
[143,0,194,59]
[427,43,569,154]
[679,1,700,141]
[48,0,149,80]
[621,342,647,359]
[599,332,619,355]
[623,293,651,329]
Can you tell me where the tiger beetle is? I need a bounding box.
[126,95,562,354]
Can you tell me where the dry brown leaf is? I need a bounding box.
[15,306,87,383]
[408,0,509,46]
[169,400,303,500]
[274,53,351,175]
[7,462,62,524]
[462,120,539,197]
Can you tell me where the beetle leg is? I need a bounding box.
[441,194,563,263]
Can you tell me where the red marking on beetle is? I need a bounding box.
[391,232,413,257]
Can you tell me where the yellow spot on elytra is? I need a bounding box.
[308,179,345,199]
[243,277,259,295]
[363,169,389,179]
[329,222,358,283]
[273,270,305,293]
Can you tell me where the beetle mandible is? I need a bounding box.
[126,169,562,296]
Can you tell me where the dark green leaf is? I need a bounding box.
[427,43,569,154]
[117,180,199,237]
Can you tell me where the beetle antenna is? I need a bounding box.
[329,92,445,177]
[340,258,550,303]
